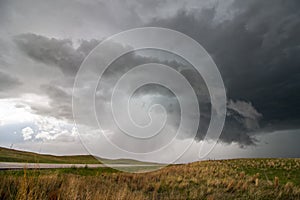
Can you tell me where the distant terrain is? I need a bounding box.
[0,146,149,165]
[0,147,300,199]
[0,146,98,164]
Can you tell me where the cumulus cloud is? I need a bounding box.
[21,127,34,140]
[33,117,78,142]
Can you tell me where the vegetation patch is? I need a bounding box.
[0,158,300,199]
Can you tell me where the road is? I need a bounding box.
[0,162,160,170]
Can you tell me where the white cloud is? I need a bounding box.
[0,99,37,125]
[227,100,262,120]
[34,117,78,142]
[35,131,56,141]
[21,127,34,140]
[0,98,77,143]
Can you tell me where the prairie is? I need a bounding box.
[1,158,300,199]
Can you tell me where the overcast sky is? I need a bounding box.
[0,0,299,163]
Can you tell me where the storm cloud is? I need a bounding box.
[0,0,299,158]
[13,33,264,145]
[148,0,300,138]
[0,71,20,92]
[14,34,99,75]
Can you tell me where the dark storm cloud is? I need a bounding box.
[148,0,300,141]
[14,34,99,75]
[0,71,20,92]
[9,0,300,147]
[29,84,73,121]
[13,32,263,145]
[222,100,262,146]
[96,49,262,145]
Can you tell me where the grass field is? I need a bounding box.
[1,158,300,199]
[0,147,98,164]
[0,147,150,165]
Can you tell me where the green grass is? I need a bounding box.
[1,157,299,185]
[0,167,119,177]
[0,147,99,164]
[0,146,153,165]
[1,158,300,199]
[1,146,300,199]
[0,158,300,199]
[228,158,300,185]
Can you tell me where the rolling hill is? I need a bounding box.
[0,146,151,165]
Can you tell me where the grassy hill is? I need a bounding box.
[0,158,300,199]
[0,146,99,164]
[0,146,154,165]
[1,146,300,199]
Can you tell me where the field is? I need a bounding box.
[0,147,98,164]
[1,158,300,199]
[0,147,149,165]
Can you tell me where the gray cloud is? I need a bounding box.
[39,84,73,120]
[223,100,262,146]
[227,100,262,130]
[2,0,299,149]
[12,33,263,146]
[93,49,262,145]
[0,71,21,92]
[14,34,99,75]
[147,0,300,139]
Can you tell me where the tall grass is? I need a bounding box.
[0,159,300,200]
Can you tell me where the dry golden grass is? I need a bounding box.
[0,158,300,199]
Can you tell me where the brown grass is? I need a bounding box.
[0,159,300,199]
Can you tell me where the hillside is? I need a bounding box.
[1,146,300,199]
[0,146,149,165]
[0,158,300,199]
[0,146,99,164]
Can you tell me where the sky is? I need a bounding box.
[0,0,299,163]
